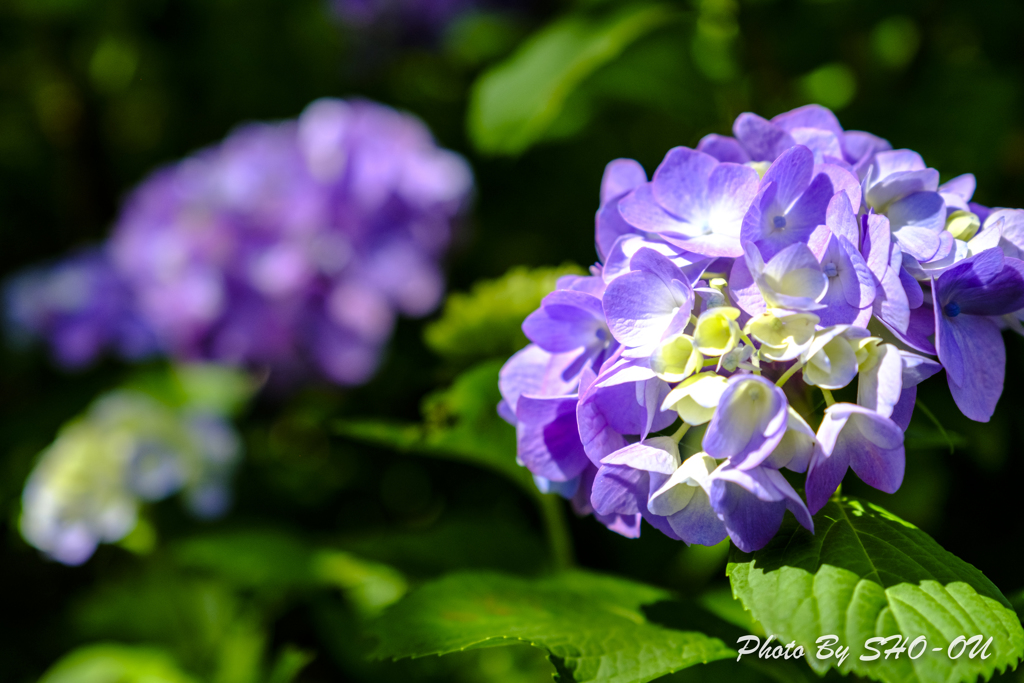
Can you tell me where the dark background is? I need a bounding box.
[1,0,1023,680]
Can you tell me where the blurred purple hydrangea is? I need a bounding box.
[331,0,476,39]
[4,248,158,368]
[6,98,473,386]
[500,104,1024,552]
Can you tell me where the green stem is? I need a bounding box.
[537,492,574,571]
[671,422,691,442]
[775,360,804,387]
[915,398,955,454]
[821,388,836,406]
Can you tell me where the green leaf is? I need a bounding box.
[336,360,532,491]
[424,263,584,364]
[39,643,200,683]
[727,496,1024,683]
[467,4,676,155]
[367,570,734,683]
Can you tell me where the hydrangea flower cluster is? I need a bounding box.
[498,105,1024,552]
[6,98,472,386]
[21,388,241,565]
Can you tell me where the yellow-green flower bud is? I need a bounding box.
[651,334,704,382]
[693,306,741,356]
[946,210,980,241]
[745,161,771,179]
[745,311,819,361]
[662,372,729,426]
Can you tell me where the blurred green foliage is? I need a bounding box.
[468,4,677,155]
[39,644,200,683]
[425,263,584,365]
[4,0,1024,681]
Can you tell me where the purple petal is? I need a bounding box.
[808,403,904,512]
[618,184,689,233]
[805,440,850,515]
[601,158,647,206]
[577,364,627,465]
[825,192,860,246]
[702,375,788,468]
[592,375,674,438]
[935,309,1005,422]
[938,173,976,204]
[709,465,812,551]
[872,264,910,334]
[762,145,814,209]
[867,169,941,210]
[598,512,643,538]
[890,386,916,431]
[893,226,943,263]
[728,254,766,316]
[882,304,935,355]
[862,213,892,280]
[664,489,729,545]
[596,199,643,261]
[844,410,905,494]
[937,249,1024,316]
[522,290,606,353]
[857,343,903,418]
[783,170,839,233]
[872,149,927,176]
[516,395,590,481]
[771,104,844,138]
[900,350,942,387]
[843,131,892,177]
[706,163,760,232]
[837,237,876,308]
[652,147,718,222]
[499,344,550,411]
[899,263,925,309]
[603,249,694,348]
[888,191,946,257]
[696,134,751,164]
[600,437,678,474]
[790,129,844,163]
[813,164,862,210]
[591,464,646,516]
[733,113,795,162]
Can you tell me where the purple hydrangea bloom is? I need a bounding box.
[8,99,472,387]
[501,102,1024,551]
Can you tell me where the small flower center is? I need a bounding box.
[824,262,838,278]
[596,328,607,341]
[944,302,961,318]
[773,215,787,229]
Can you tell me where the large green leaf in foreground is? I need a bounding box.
[727,496,1023,683]
[368,570,734,683]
